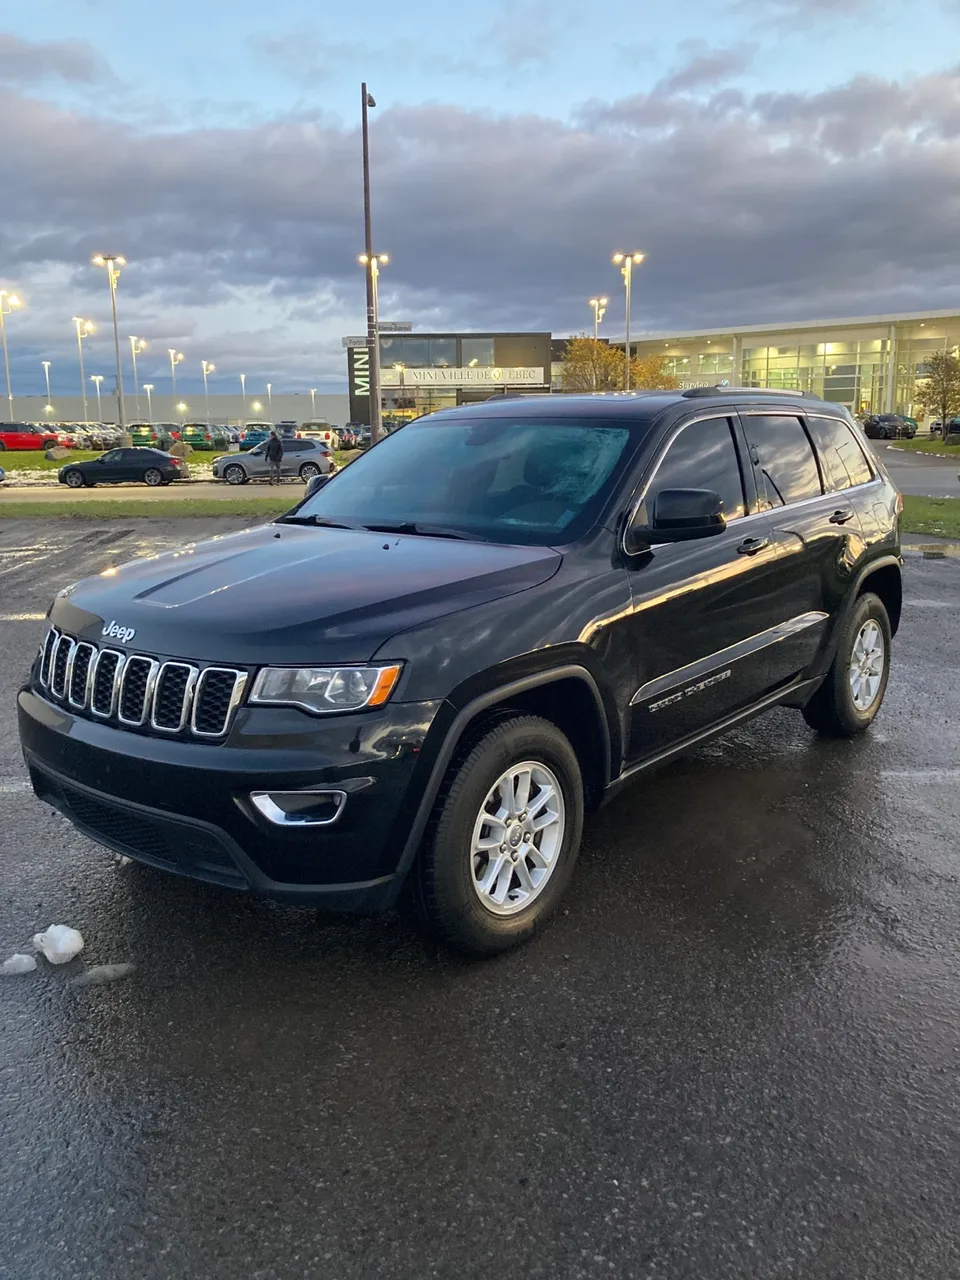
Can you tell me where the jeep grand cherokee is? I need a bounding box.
[18,388,902,955]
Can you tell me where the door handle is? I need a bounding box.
[829,508,855,525]
[737,536,769,555]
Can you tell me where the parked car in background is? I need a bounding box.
[129,423,177,449]
[180,422,230,451]
[298,421,340,448]
[238,424,273,451]
[354,425,372,448]
[212,437,337,485]
[59,447,186,488]
[862,414,915,440]
[0,424,59,451]
[337,426,357,449]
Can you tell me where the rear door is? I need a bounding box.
[624,413,781,761]
[279,440,307,475]
[738,410,863,686]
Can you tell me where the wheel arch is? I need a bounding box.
[856,557,902,636]
[387,665,614,902]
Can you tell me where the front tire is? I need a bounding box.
[412,715,584,956]
[802,592,891,737]
[224,464,246,486]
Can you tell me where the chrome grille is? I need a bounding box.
[37,627,246,740]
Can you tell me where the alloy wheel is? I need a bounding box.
[469,761,565,916]
[849,619,885,711]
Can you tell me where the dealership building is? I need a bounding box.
[346,310,960,424]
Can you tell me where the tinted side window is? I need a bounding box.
[805,416,874,489]
[646,417,746,521]
[743,415,822,508]
[101,449,121,463]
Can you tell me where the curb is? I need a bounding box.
[887,446,958,460]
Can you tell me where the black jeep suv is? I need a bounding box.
[18,389,902,955]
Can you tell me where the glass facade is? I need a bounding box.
[634,314,960,418]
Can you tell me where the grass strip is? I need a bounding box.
[891,438,960,456]
[901,495,960,538]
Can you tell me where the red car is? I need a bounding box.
[0,423,59,451]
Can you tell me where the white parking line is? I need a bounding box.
[880,769,960,781]
[906,600,957,609]
[0,612,46,621]
[0,780,31,793]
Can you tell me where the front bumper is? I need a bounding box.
[18,687,442,910]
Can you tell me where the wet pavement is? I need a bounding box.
[882,445,959,497]
[2,519,960,1279]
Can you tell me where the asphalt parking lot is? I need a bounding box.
[882,445,959,497]
[2,519,960,1279]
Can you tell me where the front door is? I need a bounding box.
[625,414,779,763]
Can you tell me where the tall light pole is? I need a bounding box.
[361,83,385,444]
[42,360,53,411]
[589,297,608,343]
[90,374,104,421]
[0,289,22,421]
[72,318,95,422]
[612,253,645,390]
[201,361,215,425]
[92,255,127,429]
[168,349,184,400]
[143,383,154,423]
[393,361,406,411]
[266,382,273,419]
[240,372,247,426]
[359,251,387,437]
[129,336,147,419]
[310,387,317,418]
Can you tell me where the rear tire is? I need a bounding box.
[411,715,583,956]
[143,468,163,487]
[802,592,891,737]
[299,462,321,481]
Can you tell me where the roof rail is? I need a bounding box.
[681,385,821,399]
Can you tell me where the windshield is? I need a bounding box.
[290,416,634,545]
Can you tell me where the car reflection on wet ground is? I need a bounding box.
[1,519,959,1280]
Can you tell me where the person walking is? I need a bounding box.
[266,430,284,485]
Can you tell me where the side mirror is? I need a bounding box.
[305,474,331,499]
[625,488,726,552]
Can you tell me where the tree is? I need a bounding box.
[914,349,960,433]
[560,337,680,393]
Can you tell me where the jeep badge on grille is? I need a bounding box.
[102,620,136,644]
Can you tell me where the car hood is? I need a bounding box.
[51,523,562,665]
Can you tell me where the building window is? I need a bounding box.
[461,337,495,367]
[429,339,456,367]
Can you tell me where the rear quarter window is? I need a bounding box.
[806,415,874,490]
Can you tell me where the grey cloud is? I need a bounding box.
[0,32,112,86]
[250,31,362,85]
[5,61,960,390]
[731,0,869,25]
[479,1,557,70]
[654,41,757,96]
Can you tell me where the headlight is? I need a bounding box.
[249,663,402,714]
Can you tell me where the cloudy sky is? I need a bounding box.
[3,0,960,396]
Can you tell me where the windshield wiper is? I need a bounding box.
[359,521,479,541]
[275,514,359,529]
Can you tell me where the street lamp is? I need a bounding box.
[589,297,608,342]
[129,336,147,419]
[143,383,154,423]
[393,361,406,409]
[72,317,95,423]
[360,82,385,444]
[0,289,22,421]
[201,361,215,425]
[90,374,104,421]
[310,387,317,417]
[176,401,188,425]
[359,251,388,441]
[612,252,645,390]
[266,382,273,418]
[42,360,52,408]
[92,254,127,429]
[240,372,247,425]
[168,349,184,399]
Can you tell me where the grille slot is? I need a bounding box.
[68,643,95,707]
[51,634,74,698]
[40,628,57,686]
[192,668,246,737]
[118,656,158,726]
[35,629,245,740]
[91,650,124,718]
